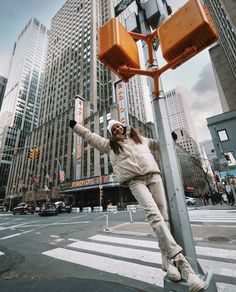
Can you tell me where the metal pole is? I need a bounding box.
[105,211,109,231]
[136,1,217,290]
[129,209,133,223]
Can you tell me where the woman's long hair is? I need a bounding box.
[109,127,142,154]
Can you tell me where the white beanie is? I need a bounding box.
[107,119,124,134]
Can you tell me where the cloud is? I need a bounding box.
[192,62,218,95]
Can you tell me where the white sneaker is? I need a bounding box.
[173,253,205,292]
[162,253,181,282]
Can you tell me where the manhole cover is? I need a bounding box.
[208,236,230,243]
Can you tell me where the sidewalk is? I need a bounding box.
[107,205,236,243]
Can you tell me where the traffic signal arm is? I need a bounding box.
[117,46,197,97]
[98,0,218,97]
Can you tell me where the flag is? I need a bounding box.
[31,174,38,185]
[28,169,38,186]
[43,166,51,182]
[59,167,65,183]
[57,160,65,183]
[18,179,25,190]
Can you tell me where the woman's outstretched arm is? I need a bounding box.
[70,120,110,154]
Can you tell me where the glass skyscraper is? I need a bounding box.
[0,18,49,195]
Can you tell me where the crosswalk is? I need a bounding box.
[42,234,236,292]
[188,209,236,224]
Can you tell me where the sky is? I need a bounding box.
[0,0,222,143]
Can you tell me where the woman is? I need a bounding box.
[69,119,205,292]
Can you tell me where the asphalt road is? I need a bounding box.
[0,208,235,292]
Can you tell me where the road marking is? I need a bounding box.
[199,258,236,277]
[68,240,161,263]
[216,283,236,292]
[89,235,236,261]
[42,247,165,286]
[0,251,4,256]
[50,221,90,225]
[0,233,21,240]
[89,235,159,249]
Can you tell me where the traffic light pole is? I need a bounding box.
[136,3,217,291]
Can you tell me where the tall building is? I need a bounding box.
[204,0,236,111]
[164,87,199,156]
[205,1,236,180]
[7,0,153,208]
[0,76,7,111]
[0,18,49,192]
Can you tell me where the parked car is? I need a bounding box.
[185,197,196,206]
[0,205,5,212]
[54,201,72,213]
[12,203,35,215]
[38,203,58,216]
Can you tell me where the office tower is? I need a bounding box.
[164,86,199,156]
[113,0,147,123]
[0,18,49,191]
[205,1,236,180]
[7,0,153,206]
[204,0,236,111]
[0,76,7,111]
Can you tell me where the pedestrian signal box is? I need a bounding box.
[99,18,140,81]
[157,0,218,66]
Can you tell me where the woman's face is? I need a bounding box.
[111,123,124,136]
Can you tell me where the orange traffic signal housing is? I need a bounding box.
[158,0,218,67]
[99,18,140,82]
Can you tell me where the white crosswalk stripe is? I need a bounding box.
[42,234,236,291]
[188,209,236,224]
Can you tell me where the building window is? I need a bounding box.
[217,129,229,141]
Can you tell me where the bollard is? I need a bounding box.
[129,209,133,223]
[105,211,109,231]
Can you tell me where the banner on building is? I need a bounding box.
[74,95,84,179]
[114,80,129,125]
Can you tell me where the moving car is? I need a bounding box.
[12,203,35,215]
[38,203,58,216]
[185,197,196,206]
[54,201,72,213]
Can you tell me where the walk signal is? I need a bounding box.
[28,149,34,160]
[157,0,218,66]
[34,148,40,159]
[99,18,140,81]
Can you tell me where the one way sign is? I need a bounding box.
[115,0,135,17]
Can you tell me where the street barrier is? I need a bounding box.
[82,207,92,212]
[126,204,137,212]
[72,207,80,213]
[107,205,117,212]
[93,206,103,212]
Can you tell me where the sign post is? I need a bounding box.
[112,0,217,290]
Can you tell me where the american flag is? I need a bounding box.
[31,174,38,185]
[18,179,25,189]
[59,166,65,183]
[44,167,51,182]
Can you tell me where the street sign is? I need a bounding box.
[115,0,135,17]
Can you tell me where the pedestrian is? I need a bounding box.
[222,193,228,204]
[69,119,205,291]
